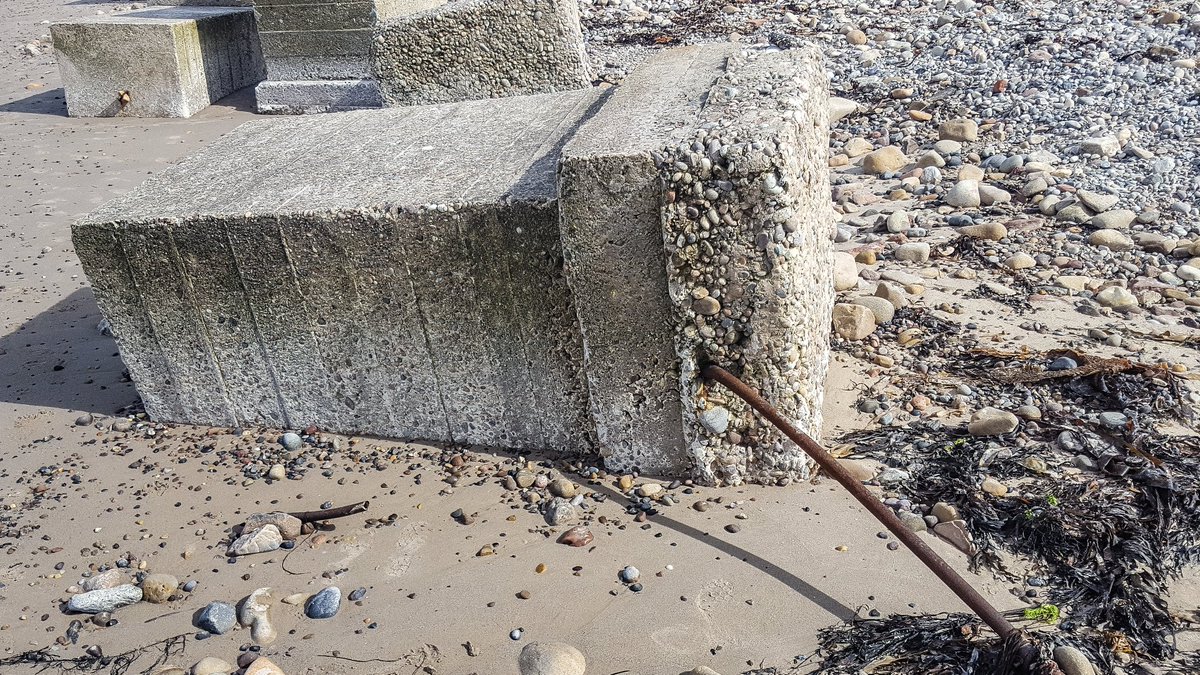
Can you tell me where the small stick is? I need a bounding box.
[287,500,369,524]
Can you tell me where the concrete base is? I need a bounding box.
[74,44,831,484]
[255,79,383,113]
[372,0,591,107]
[51,7,265,118]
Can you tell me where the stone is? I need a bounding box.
[938,118,978,141]
[152,668,188,675]
[515,471,537,489]
[305,587,341,619]
[195,601,236,635]
[1003,253,1035,270]
[517,642,586,675]
[958,222,1006,240]
[545,498,578,526]
[898,510,927,532]
[67,585,143,613]
[894,243,930,263]
[192,657,236,675]
[373,0,590,107]
[1076,190,1119,213]
[557,525,593,547]
[686,668,723,675]
[1095,286,1138,310]
[981,477,1008,496]
[933,139,962,154]
[243,657,286,675]
[1089,229,1133,251]
[227,524,283,556]
[840,459,877,481]
[243,512,303,540]
[141,573,178,603]
[238,587,277,645]
[977,184,1011,205]
[636,483,664,498]
[862,146,908,174]
[52,7,265,118]
[548,478,576,499]
[619,566,640,583]
[874,282,908,309]
[1052,645,1096,675]
[829,96,862,122]
[931,502,959,523]
[945,180,980,208]
[267,464,286,481]
[1055,276,1090,292]
[82,569,124,592]
[852,296,895,324]
[1055,202,1092,224]
[933,520,976,554]
[844,137,874,157]
[832,304,876,340]
[1090,209,1136,229]
[698,407,730,435]
[968,407,1018,436]
[1099,411,1128,429]
[1080,136,1120,157]
[957,165,984,181]
[1177,265,1200,282]
[833,251,859,291]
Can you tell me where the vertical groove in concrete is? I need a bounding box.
[72,224,185,418]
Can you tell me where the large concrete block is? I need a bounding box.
[372,0,591,107]
[74,91,601,451]
[52,7,265,118]
[559,44,833,484]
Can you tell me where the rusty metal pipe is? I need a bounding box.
[701,364,1017,639]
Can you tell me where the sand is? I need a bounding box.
[1,2,1198,674]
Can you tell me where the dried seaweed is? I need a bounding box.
[0,633,189,675]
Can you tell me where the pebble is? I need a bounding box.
[945,180,980,208]
[833,251,860,290]
[967,407,1018,436]
[931,502,960,523]
[140,573,178,604]
[1052,645,1097,675]
[304,586,341,619]
[548,478,576,499]
[228,524,283,556]
[938,118,978,141]
[545,498,578,526]
[279,432,302,452]
[698,406,730,434]
[191,657,236,675]
[67,585,143,614]
[557,525,594,547]
[894,242,930,263]
[1099,411,1128,429]
[518,642,586,675]
[619,566,640,583]
[243,657,286,675]
[238,587,276,645]
[832,303,876,340]
[1088,229,1133,251]
[82,569,124,592]
[267,464,286,481]
[195,602,236,635]
[980,477,1008,497]
[862,146,908,174]
[1094,286,1138,310]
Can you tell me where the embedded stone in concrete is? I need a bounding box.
[372,0,591,107]
[559,44,832,484]
[51,7,265,118]
[74,90,601,453]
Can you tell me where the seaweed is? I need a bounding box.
[0,633,189,675]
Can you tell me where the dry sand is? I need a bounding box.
[1,2,1198,674]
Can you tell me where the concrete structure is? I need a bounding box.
[253,0,445,113]
[74,44,832,485]
[372,0,591,107]
[560,44,832,484]
[51,7,265,118]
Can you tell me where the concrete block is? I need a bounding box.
[372,0,591,107]
[255,79,382,113]
[559,44,833,484]
[75,90,602,451]
[254,2,378,32]
[52,7,265,118]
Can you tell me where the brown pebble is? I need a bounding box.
[535,563,546,574]
[724,524,740,534]
[516,590,531,600]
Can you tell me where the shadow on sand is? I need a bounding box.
[0,287,139,415]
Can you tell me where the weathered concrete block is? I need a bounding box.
[372,0,591,107]
[252,0,443,110]
[52,7,265,118]
[559,44,833,484]
[75,91,601,451]
[254,79,382,113]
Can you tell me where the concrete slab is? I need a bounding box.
[254,78,382,113]
[51,7,265,118]
[372,0,591,107]
[75,90,602,451]
[559,44,833,484]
